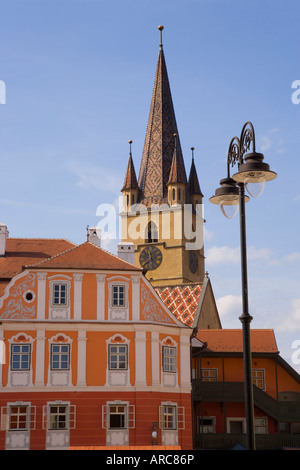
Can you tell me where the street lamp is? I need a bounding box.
[209,121,277,450]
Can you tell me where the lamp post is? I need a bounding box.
[209,121,277,450]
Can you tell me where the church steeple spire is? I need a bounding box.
[188,147,203,197]
[137,26,187,207]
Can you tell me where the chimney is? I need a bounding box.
[117,242,135,265]
[0,223,8,256]
[87,226,101,247]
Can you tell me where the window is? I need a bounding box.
[52,283,68,306]
[252,369,265,390]
[11,344,31,371]
[109,405,127,429]
[254,417,267,434]
[161,405,177,430]
[172,188,175,201]
[162,346,176,372]
[102,403,135,430]
[49,405,68,430]
[146,221,158,243]
[51,344,70,370]
[8,405,29,431]
[112,285,125,307]
[109,344,128,370]
[43,403,75,431]
[201,368,217,382]
[197,416,216,434]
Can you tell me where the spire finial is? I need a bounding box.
[158,25,164,49]
[128,139,133,156]
[191,147,195,161]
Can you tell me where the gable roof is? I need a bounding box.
[196,329,279,354]
[0,238,76,295]
[25,241,142,272]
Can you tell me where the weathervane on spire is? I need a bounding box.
[128,139,133,156]
[158,25,164,49]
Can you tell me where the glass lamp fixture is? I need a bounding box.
[209,176,249,219]
[232,151,277,198]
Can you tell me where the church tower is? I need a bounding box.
[120,26,205,287]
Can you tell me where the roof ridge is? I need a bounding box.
[24,241,142,271]
[24,241,82,268]
[8,237,77,243]
[84,241,142,270]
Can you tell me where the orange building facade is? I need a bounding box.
[192,329,300,450]
[0,236,193,450]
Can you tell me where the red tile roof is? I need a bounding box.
[25,241,142,271]
[197,329,278,354]
[0,238,77,294]
[155,283,202,326]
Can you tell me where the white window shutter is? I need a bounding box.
[30,406,36,430]
[128,405,135,429]
[158,405,164,429]
[69,405,76,429]
[102,404,108,429]
[177,406,185,430]
[42,405,48,430]
[0,407,8,431]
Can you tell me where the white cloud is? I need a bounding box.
[206,245,273,266]
[277,298,300,332]
[206,246,240,265]
[283,252,300,262]
[216,294,242,328]
[66,160,122,193]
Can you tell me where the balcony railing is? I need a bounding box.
[192,380,300,422]
[194,433,300,450]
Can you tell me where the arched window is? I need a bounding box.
[146,221,158,243]
[178,188,181,201]
[172,188,176,201]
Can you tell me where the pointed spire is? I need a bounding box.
[188,147,203,196]
[168,134,187,184]
[122,140,139,191]
[137,26,187,206]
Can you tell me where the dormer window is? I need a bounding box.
[112,285,125,307]
[52,283,68,307]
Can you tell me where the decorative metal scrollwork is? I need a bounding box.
[226,121,256,177]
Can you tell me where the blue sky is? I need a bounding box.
[1,0,299,370]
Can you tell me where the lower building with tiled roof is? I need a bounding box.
[192,328,300,450]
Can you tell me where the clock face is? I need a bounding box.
[189,250,198,274]
[139,246,163,271]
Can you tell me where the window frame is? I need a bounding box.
[51,281,69,307]
[162,346,177,373]
[252,369,265,390]
[11,343,31,371]
[8,404,30,431]
[43,402,76,431]
[50,343,70,371]
[108,343,128,370]
[201,368,218,382]
[109,282,128,309]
